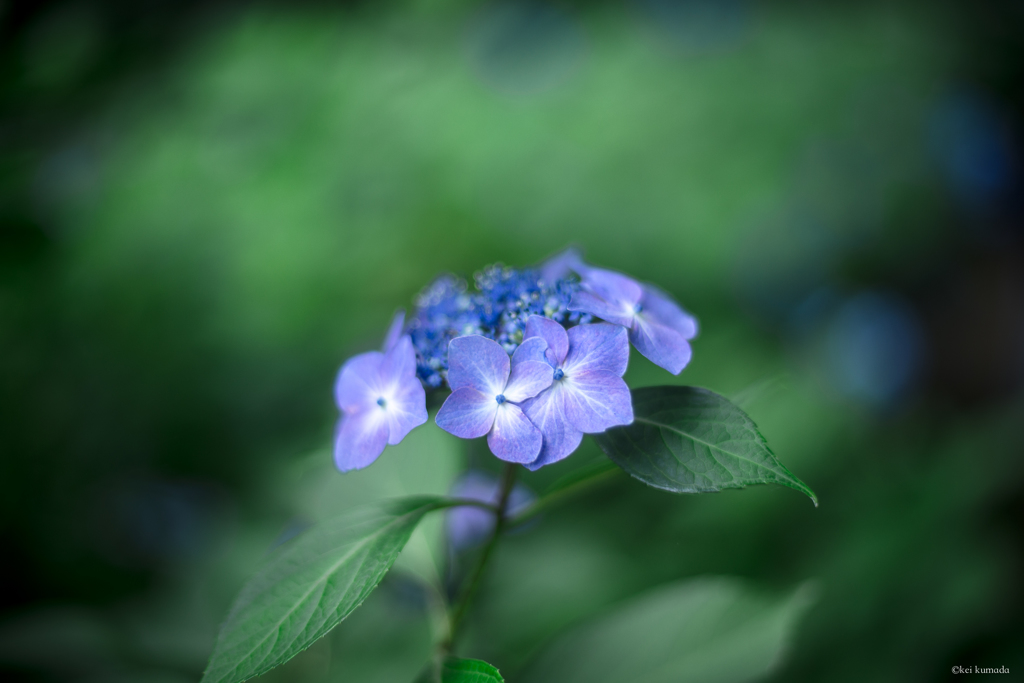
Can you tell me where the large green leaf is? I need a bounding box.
[442,657,505,682]
[524,577,816,683]
[201,496,448,683]
[594,386,817,505]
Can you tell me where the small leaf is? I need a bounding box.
[442,657,505,682]
[594,386,817,505]
[524,577,816,683]
[202,496,447,683]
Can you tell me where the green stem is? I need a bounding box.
[507,459,621,526]
[442,462,518,655]
[428,457,620,679]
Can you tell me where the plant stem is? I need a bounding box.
[442,462,518,654]
[507,459,621,526]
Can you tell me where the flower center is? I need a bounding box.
[633,303,643,314]
[552,368,565,381]
[495,394,506,404]
[376,397,387,408]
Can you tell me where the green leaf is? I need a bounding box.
[594,386,817,505]
[442,657,505,682]
[524,577,816,683]
[201,496,447,683]
[289,422,466,589]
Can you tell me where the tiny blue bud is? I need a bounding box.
[376,397,387,408]
[553,368,565,381]
[495,394,506,404]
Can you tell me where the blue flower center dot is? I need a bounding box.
[633,303,643,314]
[553,368,565,381]
[495,394,506,405]
[376,397,387,408]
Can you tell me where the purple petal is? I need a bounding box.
[384,379,427,445]
[562,370,634,433]
[380,335,418,385]
[333,409,389,472]
[581,267,643,307]
[539,247,585,283]
[504,360,554,403]
[639,285,698,340]
[334,351,384,412]
[447,496,495,551]
[447,335,510,395]
[511,335,551,367]
[563,323,630,378]
[382,309,406,352]
[630,318,693,375]
[371,335,428,443]
[521,385,584,470]
[487,403,543,463]
[524,315,568,366]
[568,291,635,327]
[435,387,497,439]
[446,472,535,549]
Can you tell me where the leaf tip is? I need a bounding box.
[798,485,818,508]
[805,486,819,508]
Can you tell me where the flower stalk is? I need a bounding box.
[441,463,518,658]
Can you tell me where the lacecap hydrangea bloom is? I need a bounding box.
[332,249,697,471]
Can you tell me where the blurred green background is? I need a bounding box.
[2,0,1023,681]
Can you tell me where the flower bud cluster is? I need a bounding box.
[409,265,590,388]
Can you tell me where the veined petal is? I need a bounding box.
[562,370,634,433]
[384,379,427,445]
[380,335,418,387]
[436,387,498,439]
[487,403,543,463]
[511,335,551,367]
[334,351,384,412]
[568,291,635,328]
[563,323,630,378]
[522,385,584,470]
[447,335,510,396]
[630,318,693,375]
[503,360,554,403]
[382,309,406,352]
[334,410,389,472]
[581,267,643,307]
[639,284,698,340]
[524,315,568,366]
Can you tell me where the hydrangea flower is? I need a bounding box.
[435,335,553,463]
[568,266,698,375]
[331,252,698,474]
[518,316,633,469]
[408,266,590,388]
[446,471,535,550]
[333,311,428,472]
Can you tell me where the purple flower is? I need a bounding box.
[446,472,535,550]
[568,267,698,375]
[435,335,553,463]
[518,316,633,469]
[539,246,585,284]
[333,312,428,472]
[382,309,406,353]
